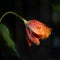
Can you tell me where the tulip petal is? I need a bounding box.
[28,25,40,35]
[26,27,40,45]
[27,20,42,35]
[26,37,32,46]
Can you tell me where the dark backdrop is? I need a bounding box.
[0,0,60,60]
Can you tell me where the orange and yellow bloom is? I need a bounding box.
[25,20,52,46]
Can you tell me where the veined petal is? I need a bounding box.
[26,27,40,45]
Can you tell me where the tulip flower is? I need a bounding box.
[25,20,52,46]
[0,11,52,57]
[0,11,52,47]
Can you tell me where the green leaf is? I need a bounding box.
[0,24,20,57]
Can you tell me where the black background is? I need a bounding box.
[0,0,60,60]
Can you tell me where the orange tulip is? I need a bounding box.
[25,20,52,46]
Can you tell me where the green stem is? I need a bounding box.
[0,11,28,25]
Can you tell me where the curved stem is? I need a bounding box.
[0,11,28,25]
